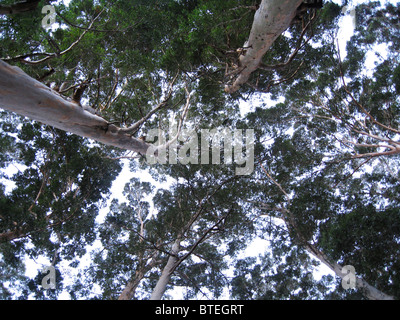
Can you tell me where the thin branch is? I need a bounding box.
[350,148,400,159]
[58,76,109,94]
[55,7,143,34]
[337,39,400,135]
[342,139,397,151]
[104,69,119,110]
[332,157,373,189]
[178,213,229,265]
[4,8,105,65]
[176,270,212,300]
[3,52,53,63]
[129,228,176,258]
[120,72,180,134]
[251,61,304,93]
[229,5,259,11]
[259,14,314,71]
[28,166,50,219]
[161,86,192,150]
[259,162,290,202]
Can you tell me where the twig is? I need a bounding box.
[4,8,105,65]
[336,39,400,135]
[104,69,119,110]
[120,72,179,134]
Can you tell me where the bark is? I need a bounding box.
[304,243,395,300]
[0,60,149,155]
[225,0,303,94]
[149,238,181,300]
[148,179,233,300]
[118,250,160,300]
[259,164,395,300]
[118,268,147,300]
[0,0,40,15]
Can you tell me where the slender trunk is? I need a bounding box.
[260,165,395,300]
[289,211,394,300]
[118,270,145,300]
[305,244,395,300]
[148,183,229,300]
[0,60,149,155]
[118,251,160,300]
[149,239,181,300]
[225,0,303,93]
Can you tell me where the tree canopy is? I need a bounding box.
[1,0,400,300]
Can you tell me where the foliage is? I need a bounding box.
[1,0,400,300]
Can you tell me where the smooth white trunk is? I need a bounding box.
[305,244,394,300]
[225,0,303,93]
[0,60,149,155]
[149,239,181,300]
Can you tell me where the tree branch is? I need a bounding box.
[337,40,400,135]
[259,12,315,71]
[0,59,151,156]
[258,162,395,300]
[3,8,105,65]
[120,72,179,134]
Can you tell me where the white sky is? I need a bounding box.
[4,0,400,300]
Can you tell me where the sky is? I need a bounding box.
[3,0,400,300]
[7,0,352,300]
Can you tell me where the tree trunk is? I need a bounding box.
[304,243,395,300]
[287,211,395,300]
[118,270,145,300]
[118,252,160,300]
[0,60,149,155]
[261,164,395,300]
[149,239,181,300]
[0,0,41,15]
[225,0,303,93]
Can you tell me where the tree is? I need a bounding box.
[0,113,121,298]
[1,0,399,300]
[0,0,304,155]
[224,0,303,93]
[80,160,256,300]
[240,1,400,299]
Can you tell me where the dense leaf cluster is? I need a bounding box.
[1,0,400,300]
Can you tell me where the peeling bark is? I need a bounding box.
[0,60,149,155]
[225,0,303,93]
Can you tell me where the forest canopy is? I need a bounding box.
[0,0,399,300]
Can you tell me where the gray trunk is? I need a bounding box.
[149,239,181,300]
[118,273,144,300]
[0,60,149,155]
[225,0,303,93]
[305,244,395,300]
[118,252,160,300]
